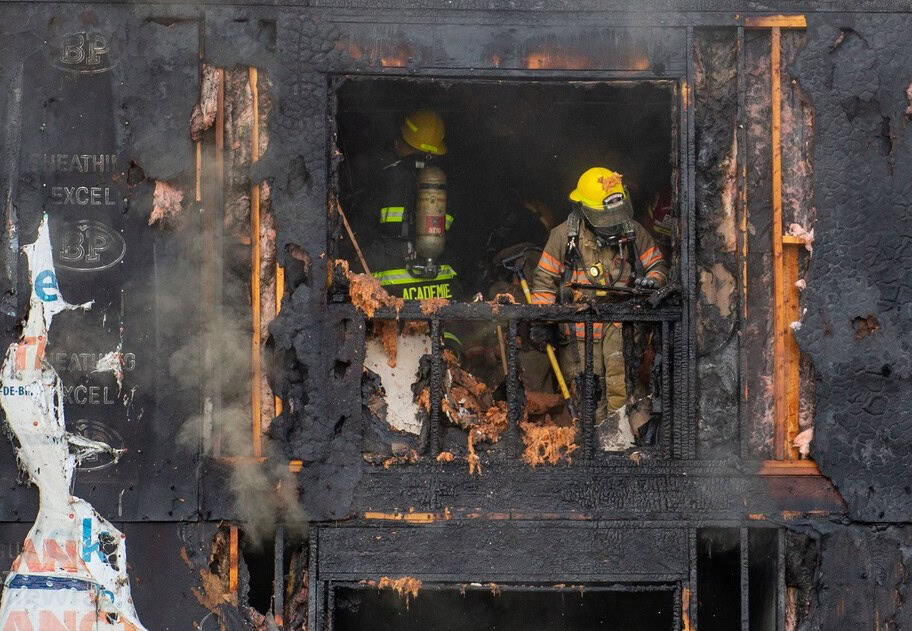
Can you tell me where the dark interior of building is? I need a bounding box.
[335,585,676,631]
[333,77,677,295]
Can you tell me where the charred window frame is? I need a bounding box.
[328,70,694,464]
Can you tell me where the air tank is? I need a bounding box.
[414,166,447,260]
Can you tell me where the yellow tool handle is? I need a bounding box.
[519,277,534,304]
[518,278,572,401]
[545,344,572,401]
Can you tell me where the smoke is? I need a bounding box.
[170,292,307,545]
[159,64,304,545]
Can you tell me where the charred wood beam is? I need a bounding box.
[363,303,682,322]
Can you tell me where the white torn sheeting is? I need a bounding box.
[0,215,147,631]
[788,222,814,253]
[597,405,635,452]
[67,433,126,468]
[363,334,431,435]
[795,279,807,291]
[94,347,125,389]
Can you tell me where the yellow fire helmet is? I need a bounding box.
[401,109,447,156]
[569,167,626,209]
[569,166,633,228]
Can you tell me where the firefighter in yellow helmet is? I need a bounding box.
[362,108,459,302]
[528,167,668,450]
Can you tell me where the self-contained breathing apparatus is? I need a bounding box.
[559,208,655,303]
[402,164,448,279]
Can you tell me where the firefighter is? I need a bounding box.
[528,167,668,450]
[361,108,460,302]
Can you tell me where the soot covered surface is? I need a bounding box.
[792,14,912,522]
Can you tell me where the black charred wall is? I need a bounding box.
[2,3,912,630]
[792,14,912,524]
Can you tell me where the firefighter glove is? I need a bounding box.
[634,277,658,289]
[529,322,554,353]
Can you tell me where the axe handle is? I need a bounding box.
[495,325,508,376]
[517,276,572,402]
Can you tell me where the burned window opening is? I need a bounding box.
[696,528,741,630]
[330,76,683,464]
[334,583,677,631]
[241,531,276,616]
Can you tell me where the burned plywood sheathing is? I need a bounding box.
[693,29,739,457]
[792,14,912,522]
[743,25,777,459]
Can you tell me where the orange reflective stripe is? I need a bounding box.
[530,291,556,305]
[570,322,605,339]
[640,246,663,269]
[537,251,562,275]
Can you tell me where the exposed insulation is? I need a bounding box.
[440,356,509,475]
[382,449,419,469]
[416,387,430,412]
[464,403,508,476]
[149,180,185,228]
[788,222,814,253]
[190,63,220,141]
[347,269,404,318]
[419,298,450,315]
[192,567,237,612]
[375,576,422,608]
[519,420,579,467]
[374,320,399,368]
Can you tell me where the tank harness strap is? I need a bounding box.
[624,221,645,280]
[561,209,583,367]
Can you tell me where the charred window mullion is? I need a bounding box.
[429,318,443,457]
[583,317,595,462]
[662,320,672,455]
[506,318,521,458]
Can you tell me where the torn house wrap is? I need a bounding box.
[0,215,146,631]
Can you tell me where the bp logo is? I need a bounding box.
[55,219,126,272]
[50,31,115,73]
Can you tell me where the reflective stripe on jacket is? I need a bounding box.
[530,217,668,340]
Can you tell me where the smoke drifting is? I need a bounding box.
[173,309,307,544]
